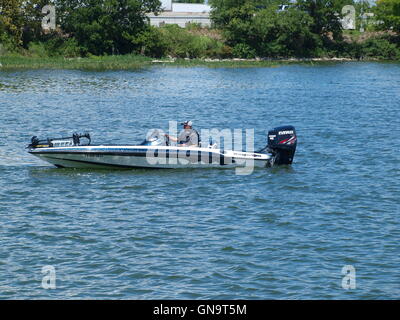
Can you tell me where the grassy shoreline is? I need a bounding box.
[0,54,153,71]
[0,54,398,71]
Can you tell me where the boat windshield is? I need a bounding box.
[139,129,166,146]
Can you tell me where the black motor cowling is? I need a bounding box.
[267,125,297,165]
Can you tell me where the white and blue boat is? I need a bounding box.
[27,126,297,169]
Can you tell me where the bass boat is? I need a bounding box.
[27,126,297,169]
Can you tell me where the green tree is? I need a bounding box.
[0,0,65,51]
[210,0,284,27]
[213,3,256,45]
[211,1,321,58]
[54,0,161,55]
[252,7,321,57]
[374,0,400,32]
[21,0,54,47]
[296,0,349,40]
[0,0,24,47]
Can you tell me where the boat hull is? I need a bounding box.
[29,145,271,169]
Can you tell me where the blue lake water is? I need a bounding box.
[0,62,399,299]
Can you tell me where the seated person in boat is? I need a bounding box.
[165,120,200,147]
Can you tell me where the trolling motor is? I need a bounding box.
[266,125,297,165]
[28,132,91,149]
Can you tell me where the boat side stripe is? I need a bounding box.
[32,151,149,157]
[41,157,162,169]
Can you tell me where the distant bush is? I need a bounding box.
[162,25,199,58]
[133,27,170,58]
[232,43,256,58]
[212,3,324,58]
[0,32,17,55]
[28,42,48,57]
[47,37,85,58]
[330,35,400,60]
[27,37,84,58]
[134,25,231,59]
[251,8,321,58]
[184,22,204,31]
[361,37,400,59]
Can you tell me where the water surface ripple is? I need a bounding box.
[0,63,399,299]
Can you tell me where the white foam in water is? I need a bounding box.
[0,147,42,167]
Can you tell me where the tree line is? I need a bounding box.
[0,0,399,59]
[210,0,400,59]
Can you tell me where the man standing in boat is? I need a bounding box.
[165,120,200,147]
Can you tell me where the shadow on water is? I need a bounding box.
[268,165,296,175]
[26,163,297,179]
[28,165,177,177]
[27,165,225,177]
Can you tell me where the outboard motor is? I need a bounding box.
[267,125,297,165]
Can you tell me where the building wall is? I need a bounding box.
[160,0,172,11]
[147,13,211,28]
[172,3,211,13]
[148,1,212,28]
[159,0,211,13]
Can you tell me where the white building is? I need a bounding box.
[147,0,212,28]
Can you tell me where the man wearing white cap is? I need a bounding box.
[165,120,200,147]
